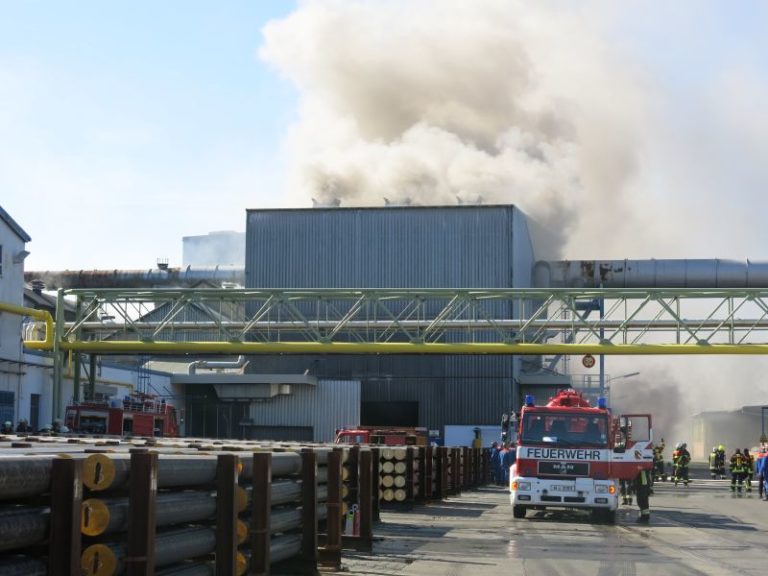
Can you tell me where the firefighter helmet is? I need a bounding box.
[675,442,683,450]
[718,444,725,451]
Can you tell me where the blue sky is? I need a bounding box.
[1,1,297,269]
[3,1,768,269]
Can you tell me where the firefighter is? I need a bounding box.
[620,479,634,505]
[730,448,747,493]
[757,448,768,500]
[634,468,651,524]
[715,445,727,479]
[653,439,666,481]
[490,442,502,485]
[709,446,719,479]
[743,448,754,493]
[501,442,517,487]
[672,442,691,486]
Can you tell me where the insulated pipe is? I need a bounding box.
[81,479,314,536]
[239,534,302,568]
[24,265,245,289]
[265,505,328,534]
[0,302,53,351]
[239,478,328,510]
[156,564,214,576]
[0,456,54,498]
[81,491,217,536]
[0,506,49,552]
[188,355,247,375]
[270,533,303,564]
[82,451,314,491]
[534,259,768,288]
[0,556,47,576]
[0,455,93,499]
[81,526,219,576]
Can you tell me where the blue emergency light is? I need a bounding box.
[524,394,535,407]
[597,397,608,409]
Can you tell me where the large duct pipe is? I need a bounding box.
[188,355,247,375]
[23,265,245,289]
[534,259,768,288]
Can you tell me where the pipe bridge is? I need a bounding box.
[27,286,768,355]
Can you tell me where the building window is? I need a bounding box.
[0,244,3,276]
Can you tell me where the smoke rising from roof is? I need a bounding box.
[260,1,768,439]
[260,0,649,258]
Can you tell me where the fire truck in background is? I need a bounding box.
[64,392,180,437]
[509,388,653,523]
[335,426,428,446]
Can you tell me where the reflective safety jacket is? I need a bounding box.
[730,453,747,474]
[743,452,754,473]
[673,449,691,467]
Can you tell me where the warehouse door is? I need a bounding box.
[361,401,418,427]
[0,391,14,425]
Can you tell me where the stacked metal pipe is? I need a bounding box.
[380,447,409,502]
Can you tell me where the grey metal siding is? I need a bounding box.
[247,379,360,443]
[244,205,532,432]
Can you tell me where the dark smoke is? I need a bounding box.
[610,369,686,447]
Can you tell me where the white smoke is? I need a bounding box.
[260,0,653,258]
[259,0,768,449]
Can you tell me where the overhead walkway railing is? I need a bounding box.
[14,287,768,354]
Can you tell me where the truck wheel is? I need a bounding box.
[513,505,527,519]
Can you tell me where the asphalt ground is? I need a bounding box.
[327,472,768,576]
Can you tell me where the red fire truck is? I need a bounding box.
[335,426,428,446]
[64,392,180,437]
[509,389,653,523]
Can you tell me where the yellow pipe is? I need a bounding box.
[57,340,768,355]
[0,301,54,351]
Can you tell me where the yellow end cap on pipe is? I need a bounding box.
[83,453,117,492]
[81,543,117,576]
[81,498,111,536]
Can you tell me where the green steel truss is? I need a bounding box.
[48,287,768,355]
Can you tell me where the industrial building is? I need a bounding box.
[238,205,567,439]
[691,406,767,461]
[10,202,768,445]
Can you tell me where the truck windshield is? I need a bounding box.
[520,413,608,447]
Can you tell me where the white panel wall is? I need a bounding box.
[248,380,360,442]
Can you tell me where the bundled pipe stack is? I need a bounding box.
[381,448,413,503]
[0,435,349,575]
[0,433,484,574]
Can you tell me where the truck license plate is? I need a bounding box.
[551,484,575,492]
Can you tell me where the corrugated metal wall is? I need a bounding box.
[247,379,360,443]
[244,205,534,431]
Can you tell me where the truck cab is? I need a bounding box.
[509,390,652,524]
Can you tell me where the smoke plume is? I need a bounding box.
[259,1,768,448]
[260,0,650,258]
